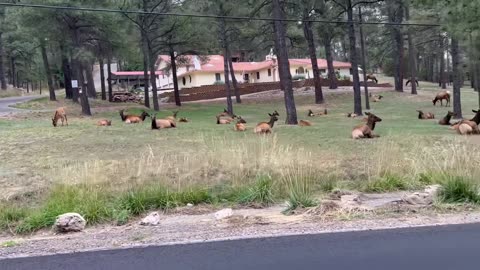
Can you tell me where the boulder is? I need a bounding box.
[54,213,86,233]
[140,212,161,226]
[214,208,233,220]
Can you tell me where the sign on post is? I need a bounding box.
[71,80,78,88]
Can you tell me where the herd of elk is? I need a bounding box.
[417,110,435,120]
[433,91,450,107]
[52,107,68,127]
[120,110,150,124]
[352,112,382,139]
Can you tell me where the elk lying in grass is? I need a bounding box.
[417,110,435,119]
[234,117,247,131]
[254,113,279,134]
[433,91,450,107]
[347,113,358,118]
[216,108,237,123]
[151,115,176,129]
[52,107,68,127]
[97,119,112,126]
[166,111,179,122]
[451,109,480,135]
[372,95,383,102]
[216,115,232,124]
[299,120,312,126]
[179,117,189,123]
[120,110,150,124]
[352,112,382,139]
[366,74,378,84]
[438,111,455,125]
[307,109,327,117]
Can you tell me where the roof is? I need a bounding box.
[289,59,352,69]
[112,71,163,76]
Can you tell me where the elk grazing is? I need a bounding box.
[52,107,68,127]
[438,111,455,125]
[308,109,327,117]
[151,115,176,130]
[97,119,112,126]
[166,111,179,122]
[234,117,247,131]
[417,110,435,119]
[352,112,382,139]
[254,113,279,134]
[366,74,378,84]
[299,120,313,126]
[432,91,450,107]
[120,110,150,124]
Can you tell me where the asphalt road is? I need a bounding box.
[0,95,41,114]
[1,223,479,270]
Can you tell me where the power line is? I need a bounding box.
[0,2,441,27]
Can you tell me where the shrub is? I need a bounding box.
[439,177,480,204]
[238,175,275,206]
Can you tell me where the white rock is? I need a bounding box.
[54,213,86,233]
[140,212,161,226]
[187,203,194,207]
[214,208,233,220]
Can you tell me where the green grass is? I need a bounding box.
[439,177,480,204]
[1,79,480,233]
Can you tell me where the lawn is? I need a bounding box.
[1,80,480,233]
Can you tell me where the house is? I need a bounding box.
[155,54,353,90]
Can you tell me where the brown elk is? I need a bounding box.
[372,95,384,102]
[151,115,176,129]
[352,112,382,139]
[97,119,112,126]
[216,115,232,124]
[299,120,313,126]
[254,113,279,134]
[366,74,378,84]
[451,109,480,134]
[308,109,327,117]
[272,110,280,117]
[234,117,247,131]
[438,111,455,125]
[432,91,450,107]
[52,107,68,127]
[120,110,150,124]
[417,110,435,119]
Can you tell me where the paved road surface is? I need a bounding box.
[0,95,42,114]
[1,223,479,270]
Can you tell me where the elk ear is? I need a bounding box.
[473,110,478,113]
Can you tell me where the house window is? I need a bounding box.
[243,73,249,82]
[349,68,353,75]
[215,73,221,81]
[182,77,186,86]
[297,67,305,74]
[257,72,260,80]
[268,69,272,77]
[189,75,192,83]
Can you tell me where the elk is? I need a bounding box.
[151,115,176,129]
[438,111,455,125]
[352,112,382,139]
[234,117,247,131]
[372,95,384,102]
[366,74,378,84]
[254,113,279,134]
[308,109,327,117]
[97,119,112,126]
[417,110,435,119]
[166,111,179,122]
[120,110,150,124]
[432,91,450,107]
[216,115,232,124]
[405,78,419,86]
[347,113,358,118]
[451,110,480,134]
[52,107,68,127]
[299,120,312,126]
[216,109,237,123]
[272,110,280,117]
[179,117,189,123]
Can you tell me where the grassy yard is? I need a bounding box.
[1,81,480,234]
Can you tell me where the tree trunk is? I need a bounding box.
[358,7,370,109]
[324,36,338,89]
[451,37,462,118]
[0,32,7,90]
[388,0,404,92]
[273,0,297,124]
[10,57,16,88]
[40,41,56,101]
[347,1,362,115]
[303,10,324,104]
[107,55,113,102]
[169,47,181,107]
[405,2,417,95]
[141,31,150,108]
[148,50,160,111]
[86,63,96,98]
[61,46,73,99]
[228,51,241,103]
[439,35,447,89]
[220,19,233,114]
[99,58,106,100]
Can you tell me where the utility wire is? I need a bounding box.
[0,2,441,27]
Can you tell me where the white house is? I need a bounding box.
[155,54,353,90]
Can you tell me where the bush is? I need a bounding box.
[238,175,275,206]
[439,177,480,204]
